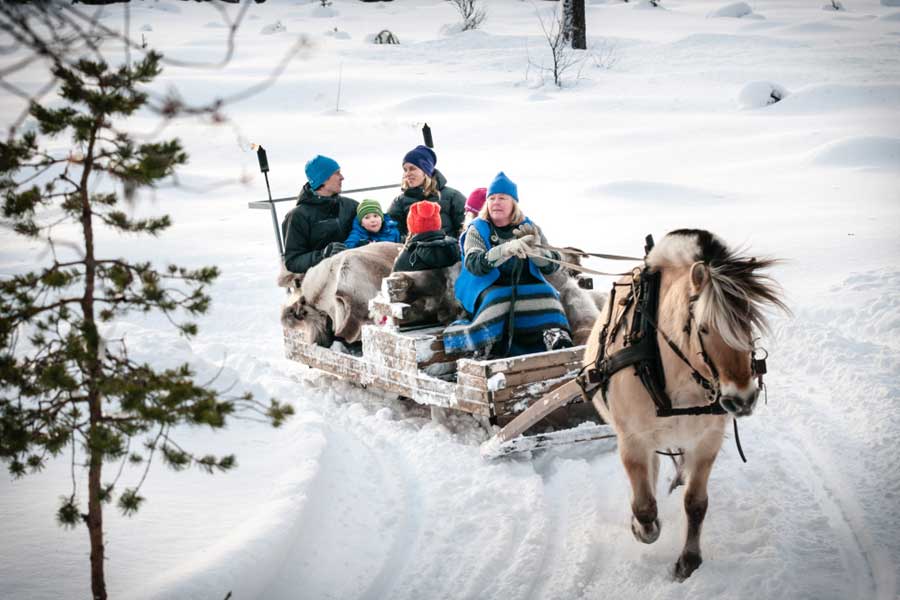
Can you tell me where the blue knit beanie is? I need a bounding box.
[402,145,437,177]
[305,155,340,190]
[487,171,518,202]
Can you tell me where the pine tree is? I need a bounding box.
[0,7,293,600]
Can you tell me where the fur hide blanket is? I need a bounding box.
[383,263,464,326]
[281,242,402,345]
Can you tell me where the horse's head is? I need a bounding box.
[650,230,788,417]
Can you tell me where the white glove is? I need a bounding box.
[512,223,538,239]
[484,234,534,266]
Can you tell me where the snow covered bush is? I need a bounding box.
[707,2,755,18]
[261,20,286,35]
[737,81,790,109]
[372,29,400,44]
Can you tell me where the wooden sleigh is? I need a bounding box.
[248,150,616,458]
[282,272,616,458]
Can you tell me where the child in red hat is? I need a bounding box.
[393,201,460,272]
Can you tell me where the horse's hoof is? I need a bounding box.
[673,552,702,581]
[630,515,660,544]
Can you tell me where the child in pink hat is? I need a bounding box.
[463,187,487,228]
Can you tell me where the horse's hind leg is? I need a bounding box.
[674,451,716,581]
[621,441,661,544]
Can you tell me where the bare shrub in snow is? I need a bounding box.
[446,0,486,31]
[528,3,587,88]
[591,38,619,70]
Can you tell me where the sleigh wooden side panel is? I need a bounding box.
[284,326,491,416]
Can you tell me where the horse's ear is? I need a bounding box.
[690,261,708,291]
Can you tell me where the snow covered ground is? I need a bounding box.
[1,1,899,598]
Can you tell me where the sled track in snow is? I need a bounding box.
[355,422,425,600]
[783,375,884,600]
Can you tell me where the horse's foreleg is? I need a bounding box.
[674,453,715,581]
[621,442,661,544]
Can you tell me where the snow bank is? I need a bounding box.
[764,83,900,114]
[382,93,501,115]
[312,5,338,18]
[324,28,352,40]
[811,136,900,169]
[591,180,731,205]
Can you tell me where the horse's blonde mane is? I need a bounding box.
[647,229,788,351]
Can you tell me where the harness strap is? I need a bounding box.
[522,249,636,277]
[733,418,747,463]
[531,243,643,262]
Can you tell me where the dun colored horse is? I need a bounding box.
[583,229,787,580]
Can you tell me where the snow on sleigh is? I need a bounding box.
[248,147,616,458]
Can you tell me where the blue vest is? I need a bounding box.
[455,217,554,314]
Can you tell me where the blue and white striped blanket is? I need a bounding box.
[442,282,569,356]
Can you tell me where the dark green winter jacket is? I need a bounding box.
[387,169,466,240]
[392,230,461,272]
[282,183,358,274]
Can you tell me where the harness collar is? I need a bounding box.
[581,265,727,418]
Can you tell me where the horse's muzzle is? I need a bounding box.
[718,387,758,417]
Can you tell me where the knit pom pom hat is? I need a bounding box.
[356,199,383,222]
[407,200,442,236]
[487,171,518,201]
[305,155,340,190]
[402,145,437,177]
[465,187,487,214]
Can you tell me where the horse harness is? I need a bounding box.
[574,236,769,462]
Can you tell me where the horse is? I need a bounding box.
[582,229,788,581]
[281,242,402,346]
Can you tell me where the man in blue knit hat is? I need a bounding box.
[282,154,359,275]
